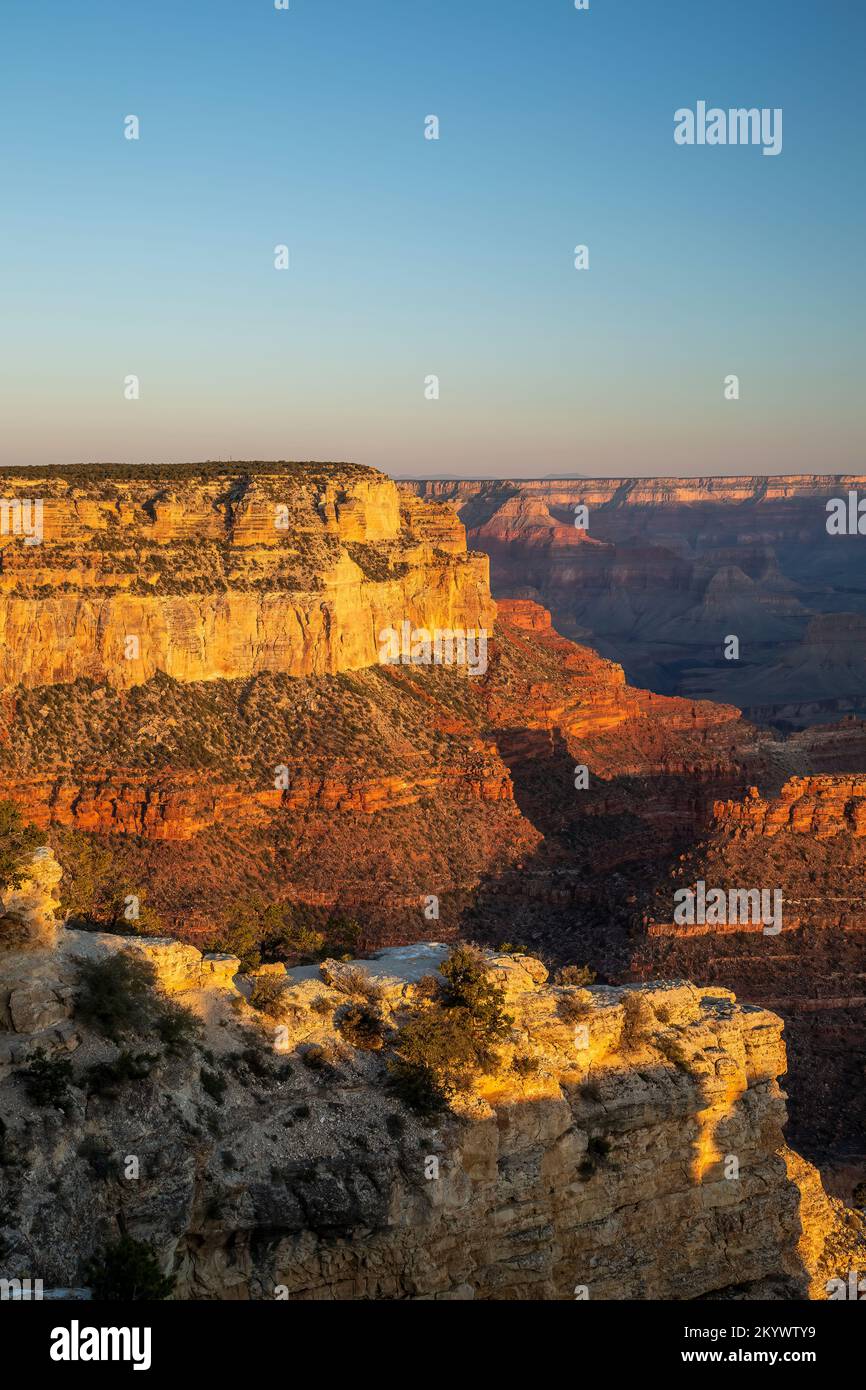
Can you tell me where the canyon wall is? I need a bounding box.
[0,463,493,688]
[635,774,866,1177]
[402,474,866,726]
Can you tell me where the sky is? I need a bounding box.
[1,0,863,478]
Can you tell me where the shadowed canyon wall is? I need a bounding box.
[403,475,866,728]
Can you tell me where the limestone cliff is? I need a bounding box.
[0,462,493,688]
[1,926,863,1300]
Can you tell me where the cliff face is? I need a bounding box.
[402,475,866,727]
[715,775,866,840]
[0,464,493,688]
[635,774,866,1175]
[0,596,766,944]
[407,475,866,508]
[1,925,862,1301]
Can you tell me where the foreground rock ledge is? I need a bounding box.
[1,915,864,1300]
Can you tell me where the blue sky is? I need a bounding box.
[1,0,863,476]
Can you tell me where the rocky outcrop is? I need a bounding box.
[0,847,62,950]
[715,776,866,840]
[0,463,494,689]
[0,758,514,842]
[1,932,863,1300]
[635,773,866,1175]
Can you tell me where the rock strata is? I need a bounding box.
[1,927,862,1301]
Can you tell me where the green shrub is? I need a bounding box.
[387,947,513,1114]
[154,998,203,1053]
[385,1111,405,1138]
[75,951,201,1051]
[85,1050,158,1098]
[558,994,592,1024]
[337,1003,385,1051]
[53,834,118,927]
[620,992,655,1053]
[555,964,597,988]
[248,974,291,1018]
[328,965,382,1003]
[578,1136,612,1181]
[85,1235,174,1301]
[386,1056,448,1116]
[20,1052,74,1108]
[201,1067,227,1105]
[511,1053,540,1078]
[75,953,159,1040]
[388,1006,489,1110]
[0,800,43,894]
[439,945,511,1043]
[326,914,362,957]
[206,898,327,973]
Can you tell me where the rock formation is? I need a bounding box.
[0,462,493,688]
[715,775,866,841]
[1,921,863,1301]
[634,774,866,1184]
[0,846,63,951]
[403,474,866,726]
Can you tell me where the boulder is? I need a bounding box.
[8,984,70,1033]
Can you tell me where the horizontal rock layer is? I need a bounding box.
[0,464,493,688]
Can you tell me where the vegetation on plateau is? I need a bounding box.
[387,944,512,1113]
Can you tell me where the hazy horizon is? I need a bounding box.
[4,459,866,485]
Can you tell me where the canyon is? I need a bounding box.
[2,460,866,1299]
[404,475,866,729]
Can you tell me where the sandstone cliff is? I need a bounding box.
[635,772,866,1178]
[715,775,866,840]
[0,463,493,688]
